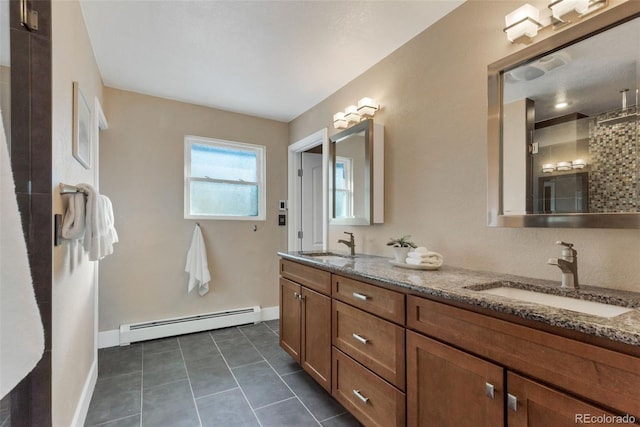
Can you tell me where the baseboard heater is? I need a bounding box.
[119,306,261,346]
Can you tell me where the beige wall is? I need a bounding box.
[290,0,640,293]
[51,0,104,425]
[99,88,288,331]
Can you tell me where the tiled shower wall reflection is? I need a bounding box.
[589,110,639,213]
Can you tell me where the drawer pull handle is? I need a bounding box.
[507,393,518,411]
[352,333,369,344]
[352,389,369,404]
[352,292,369,301]
[485,382,495,399]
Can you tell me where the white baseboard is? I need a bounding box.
[70,359,97,427]
[260,305,279,321]
[98,306,280,349]
[98,329,120,349]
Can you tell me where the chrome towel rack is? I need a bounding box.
[59,183,87,195]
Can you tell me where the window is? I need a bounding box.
[334,156,354,218]
[185,136,266,220]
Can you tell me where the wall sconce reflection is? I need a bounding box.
[542,159,588,172]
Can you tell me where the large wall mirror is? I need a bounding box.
[488,2,640,228]
[329,119,384,225]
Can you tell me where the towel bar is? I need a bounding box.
[59,183,87,195]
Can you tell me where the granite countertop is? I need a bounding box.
[278,251,640,348]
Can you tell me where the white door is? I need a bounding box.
[301,152,323,251]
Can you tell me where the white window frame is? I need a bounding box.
[335,156,354,218]
[184,135,266,220]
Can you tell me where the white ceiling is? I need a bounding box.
[79,0,464,122]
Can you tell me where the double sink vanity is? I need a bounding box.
[278,251,640,427]
[283,3,640,426]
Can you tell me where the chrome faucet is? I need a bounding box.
[338,232,356,256]
[548,241,579,289]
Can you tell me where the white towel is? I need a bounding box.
[78,184,118,261]
[406,251,443,267]
[407,247,432,259]
[61,192,86,240]
[0,111,44,398]
[185,225,211,296]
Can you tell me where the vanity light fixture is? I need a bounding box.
[572,159,586,169]
[344,105,362,124]
[504,0,609,43]
[549,0,608,21]
[504,4,543,42]
[333,112,348,129]
[549,0,588,19]
[556,161,572,171]
[357,97,379,116]
[333,97,381,129]
[542,163,556,173]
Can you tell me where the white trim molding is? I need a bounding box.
[287,128,329,251]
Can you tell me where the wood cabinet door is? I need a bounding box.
[301,286,332,392]
[507,372,624,427]
[407,331,504,427]
[279,278,301,363]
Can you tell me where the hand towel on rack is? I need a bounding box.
[61,192,86,240]
[185,225,211,296]
[78,184,118,261]
[0,111,44,398]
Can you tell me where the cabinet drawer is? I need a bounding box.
[333,348,406,427]
[407,295,640,418]
[333,300,405,390]
[280,259,331,295]
[332,275,405,324]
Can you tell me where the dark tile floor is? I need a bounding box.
[0,394,9,427]
[85,320,362,427]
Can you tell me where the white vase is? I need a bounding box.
[393,247,411,263]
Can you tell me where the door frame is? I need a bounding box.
[287,128,329,251]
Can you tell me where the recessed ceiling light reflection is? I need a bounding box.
[555,101,569,109]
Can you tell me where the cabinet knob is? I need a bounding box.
[352,333,369,344]
[485,382,495,399]
[352,389,369,404]
[507,393,518,412]
[352,292,369,301]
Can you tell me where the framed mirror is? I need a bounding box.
[488,2,640,228]
[329,119,384,225]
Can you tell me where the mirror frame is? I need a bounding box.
[329,119,374,225]
[488,1,640,228]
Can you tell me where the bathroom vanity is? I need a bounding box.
[278,252,640,427]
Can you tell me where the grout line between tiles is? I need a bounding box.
[238,325,323,426]
[211,335,264,427]
[251,396,297,411]
[91,413,141,427]
[193,386,241,401]
[229,359,268,371]
[139,343,144,427]
[177,337,203,427]
[319,411,349,423]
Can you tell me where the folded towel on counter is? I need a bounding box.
[78,184,119,261]
[61,192,86,240]
[406,251,443,267]
[185,225,211,296]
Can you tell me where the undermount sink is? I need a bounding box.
[303,252,354,264]
[472,283,634,318]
